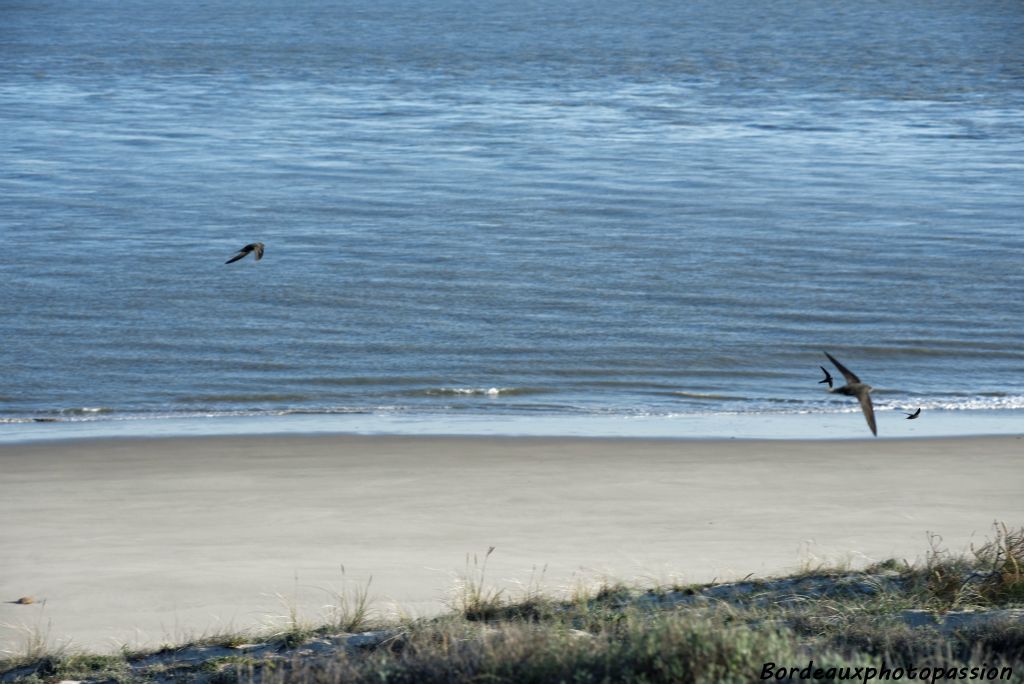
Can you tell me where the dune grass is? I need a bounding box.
[3,524,1023,683]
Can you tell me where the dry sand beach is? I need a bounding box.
[1,433,1022,654]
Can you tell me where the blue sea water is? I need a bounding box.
[2,0,1023,440]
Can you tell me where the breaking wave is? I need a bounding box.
[409,387,553,398]
[2,392,1023,426]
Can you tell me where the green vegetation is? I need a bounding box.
[3,524,1022,683]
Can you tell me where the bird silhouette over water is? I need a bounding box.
[818,366,834,389]
[225,242,264,264]
[823,351,877,437]
[905,408,921,420]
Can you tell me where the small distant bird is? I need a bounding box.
[225,242,264,264]
[823,351,877,437]
[905,408,921,420]
[818,366,834,388]
[7,597,35,605]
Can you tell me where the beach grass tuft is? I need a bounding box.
[972,521,1024,603]
[321,566,375,634]
[451,546,506,621]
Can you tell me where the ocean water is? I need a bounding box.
[2,0,1023,440]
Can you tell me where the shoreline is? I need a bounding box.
[2,433,1022,652]
[2,407,1023,445]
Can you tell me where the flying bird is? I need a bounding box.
[225,242,264,264]
[823,351,877,437]
[818,366,834,388]
[904,408,921,420]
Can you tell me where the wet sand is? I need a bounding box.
[1,434,1021,652]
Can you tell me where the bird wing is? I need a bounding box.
[226,243,261,264]
[818,366,833,386]
[856,389,877,436]
[824,351,861,384]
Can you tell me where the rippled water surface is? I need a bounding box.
[2,0,1023,435]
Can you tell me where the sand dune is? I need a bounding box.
[1,434,1021,652]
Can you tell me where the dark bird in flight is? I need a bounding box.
[823,351,877,437]
[904,408,921,420]
[818,366,834,388]
[225,242,264,264]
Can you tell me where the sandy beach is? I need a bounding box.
[1,433,1021,653]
